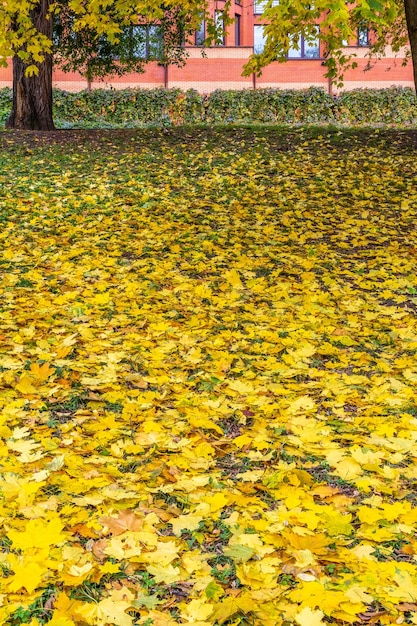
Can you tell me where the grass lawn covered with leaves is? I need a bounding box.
[1,126,417,626]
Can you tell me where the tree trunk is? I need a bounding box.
[6,0,55,130]
[405,0,417,92]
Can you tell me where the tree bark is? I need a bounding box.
[6,0,55,130]
[404,0,417,92]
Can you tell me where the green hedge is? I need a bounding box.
[336,87,417,124]
[1,85,417,127]
[0,87,12,126]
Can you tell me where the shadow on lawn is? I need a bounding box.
[2,126,417,155]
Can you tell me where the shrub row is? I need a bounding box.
[1,85,417,127]
[0,88,12,126]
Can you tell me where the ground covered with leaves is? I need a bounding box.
[1,126,417,626]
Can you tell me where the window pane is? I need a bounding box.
[148,25,163,58]
[254,0,279,14]
[127,25,163,60]
[215,10,225,45]
[304,29,320,58]
[235,14,241,46]
[195,19,205,45]
[288,35,302,58]
[254,25,266,54]
[254,0,267,14]
[288,30,319,58]
[358,26,369,46]
[130,25,147,58]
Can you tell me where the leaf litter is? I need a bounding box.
[0,127,416,625]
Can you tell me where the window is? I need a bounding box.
[254,0,279,15]
[288,29,320,58]
[215,10,225,45]
[122,25,164,60]
[357,26,369,46]
[235,14,241,46]
[342,26,369,47]
[195,19,205,45]
[254,26,320,57]
[254,25,266,54]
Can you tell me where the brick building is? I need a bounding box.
[0,1,414,93]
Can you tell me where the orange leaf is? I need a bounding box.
[100,510,144,535]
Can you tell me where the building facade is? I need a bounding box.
[0,1,414,93]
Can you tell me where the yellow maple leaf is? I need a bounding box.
[8,515,66,550]
[332,457,363,480]
[293,549,317,568]
[7,557,45,593]
[146,563,181,584]
[47,616,74,626]
[228,379,255,394]
[211,592,254,624]
[381,501,408,522]
[142,611,178,626]
[289,582,346,614]
[224,269,243,289]
[286,343,316,361]
[321,510,353,537]
[350,544,378,561]
[181,598,214,622]
[194,283,212,299]
[30,362,55,381]
[15,373,38,394]
[332,334,357,346]
[182,552,211,575]
[7,437,40,455]
[55,346,73,359]
[103,535,142,560]
[232,433,252,448]
[171,513,204,536]
[204,492,229,512]
[99,561,120,576]
[344,586,374,604]
[188,415,223,434]
[76,597,133,626]
[51,592,85,622]
[92,292,112,306]
[357,506,384,525]
[295,607,326,626]
[236,558,279,589]
[223,543,255,562]
[67,562,93,578]
[287,396,316,414]
[393,569,417,602]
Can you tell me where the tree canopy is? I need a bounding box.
[243,0,417,90]
[0,0,221,129]
[0,0,211,77]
